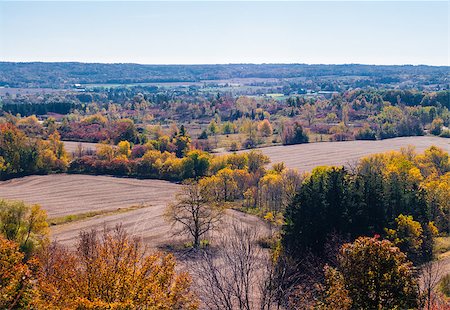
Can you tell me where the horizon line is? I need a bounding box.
[1,61,448,67]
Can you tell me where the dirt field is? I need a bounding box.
[225,136,450,172]
[0,175,179,246]
[0,174,179,218]
[0,174,263,249]
[63,141,99,154]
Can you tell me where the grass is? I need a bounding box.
[434,236,450,259]
[309,133,333,143]
[48,204,148,226]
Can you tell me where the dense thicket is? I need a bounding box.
[1,101,79,116]
[0,123,69,180]
[283,147,449,265]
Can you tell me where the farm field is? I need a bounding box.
[63,141,99,154]
[0,174,179,218]
[225,136,450,172]
[0,174,263,248]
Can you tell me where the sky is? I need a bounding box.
[0,1,448,66]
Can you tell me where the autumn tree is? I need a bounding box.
[173,125,191,158]
[336,236,419,309]
[165,180,224,248]
[258,119,273,137]
[96,143,116,161]
[208,119,219,136]
[0,236,35,309]
[182,149,211,179]
[302,103,316,126]
[315,265,352,310]
[117,140,132,158]
[200,168,238,202]
[0,199,49,257]
[38,131,70,172]
[35,226,198,309]
[247,150,270,174]
[240,118,258,148]
[281,122,309,145]
[386,214,438,264]
[422,172,450,233]
[430,118,444,136]
[0,123,39,179]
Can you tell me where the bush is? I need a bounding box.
[439,274,450,297]
[440,128,450,138]
[243,137,257,149]
[281,122,309,145]
[355,125,376,140]
[431,118,444,136]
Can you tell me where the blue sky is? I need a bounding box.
[0,1,448,65]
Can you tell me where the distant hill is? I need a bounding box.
[0,62,448,88]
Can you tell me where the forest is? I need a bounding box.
[0,62,448,88]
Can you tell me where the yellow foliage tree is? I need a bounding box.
[96,143,116,161]
[38,131,70,172]
[0,200,49,256]
[117,140,131,159]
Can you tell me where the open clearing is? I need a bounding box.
[225,136,449,172]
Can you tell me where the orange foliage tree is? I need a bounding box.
[0,236,35,309]
[34,226,198,309]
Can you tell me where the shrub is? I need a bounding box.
[439,274,450,297]
[355,124,376,140]
[281,122,309,145]
[430,118,444,136]
[440,128,450,138]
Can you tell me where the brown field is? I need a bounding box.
[0,174,180,247]
[63,141,99,154]
[225,136,450,172]
[0,174,263,249]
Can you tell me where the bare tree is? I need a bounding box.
[165,180,224,249]
[194,221,265,309]
[420,260,446,310]
[194,221,300,310]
